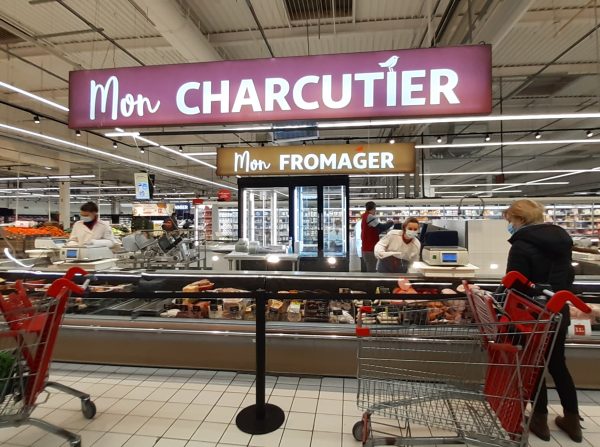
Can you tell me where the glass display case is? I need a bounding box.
[1,268,599,383]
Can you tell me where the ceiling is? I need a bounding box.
[0,0,599,203]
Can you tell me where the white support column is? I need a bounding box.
[58,161,70,229]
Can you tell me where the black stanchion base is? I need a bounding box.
[235,403,285,435]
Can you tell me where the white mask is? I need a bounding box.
[405,230,419,239]
[81,216,94,223]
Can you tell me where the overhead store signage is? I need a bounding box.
[216,143,415,176]
[69,45,491,129]
[132,203,173,217]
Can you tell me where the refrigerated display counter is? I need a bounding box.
[1,269,600,387]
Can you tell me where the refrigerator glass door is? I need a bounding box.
[242,188,288,247]
[295,186,319,256]
[323,185,347,257]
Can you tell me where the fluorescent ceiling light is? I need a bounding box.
[417,138,600,149]
[349,186,388,189]
[104,131,140,137]
[0,174,96,181]
[0,81,69,112]
[317,112,600,129]
[159,145,216,169]
[437,190,523,194]
[0,123,236,190]
[111,130,217,169]
[187,152,217,156]
[433,182,569,188]
[423,169,595,177]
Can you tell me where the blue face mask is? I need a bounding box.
[507,223,516,235]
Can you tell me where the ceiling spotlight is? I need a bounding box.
[587,130,594,138]
[484,134,491,142]
[140,147,145,154]
[75,129,81,137]
[178,145,183,153]
[535,132,542,139]
[33,115,40,124]
[389,138,395,144]
[346,139,350,144]
[112,141,118,149]
[436,136,443,143]
[44,166,52,170]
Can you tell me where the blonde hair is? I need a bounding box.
[504,199,545,225]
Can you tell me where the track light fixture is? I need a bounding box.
[33,115,40,124]
[75,129,81,137]
[535,132,542,139]
[389,138,395,144]
[436,136,443,143]
[178,145,183,153]
[587,130,594,138]
[140,147,145,154]
[112,141,118,149]
[484,134,491,142]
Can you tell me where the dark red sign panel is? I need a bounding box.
[69,45,491,129]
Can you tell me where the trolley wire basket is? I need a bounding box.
[352,271,592,447]
[0,267,97,447]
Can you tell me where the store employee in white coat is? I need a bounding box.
[68,202,116,248]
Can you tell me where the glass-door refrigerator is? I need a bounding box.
[238,176,349,271]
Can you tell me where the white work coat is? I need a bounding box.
[68,220,116,248]
[374,230,420,262]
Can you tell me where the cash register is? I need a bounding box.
[422,246,469,266]
[60,246,114,262]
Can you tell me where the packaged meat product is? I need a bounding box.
[183,279,214,292]
[222,299,245,319]
[209,303,223,319]
[287,301,302,322]
[243,303,256,321]
[304,300,329,322]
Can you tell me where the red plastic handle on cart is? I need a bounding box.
[547,290,592,314]
[46,278,85,298]
[356,327,370,337]
[502,271,534,290]
[360,306,373,313]
[64,267,89,281]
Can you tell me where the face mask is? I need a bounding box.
[507,223,516,235]
[405,230,419,239]
[81,216,94,223]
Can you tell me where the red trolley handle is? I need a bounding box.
[547,290,591,314]
[46,278,86,298]
[63,267,89,281]
[503,271,591,314]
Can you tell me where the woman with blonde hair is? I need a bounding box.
[504,199,581,442]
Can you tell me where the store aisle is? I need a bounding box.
[0,363,598,447]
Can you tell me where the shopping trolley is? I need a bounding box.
[0,267,97,447]
[352,272,591,447]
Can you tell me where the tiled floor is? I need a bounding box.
[1,363,599,447]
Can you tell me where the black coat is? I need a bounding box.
[506,223,574,292]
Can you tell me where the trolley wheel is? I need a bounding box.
[352,421,364,442]
[81,399,96,419]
